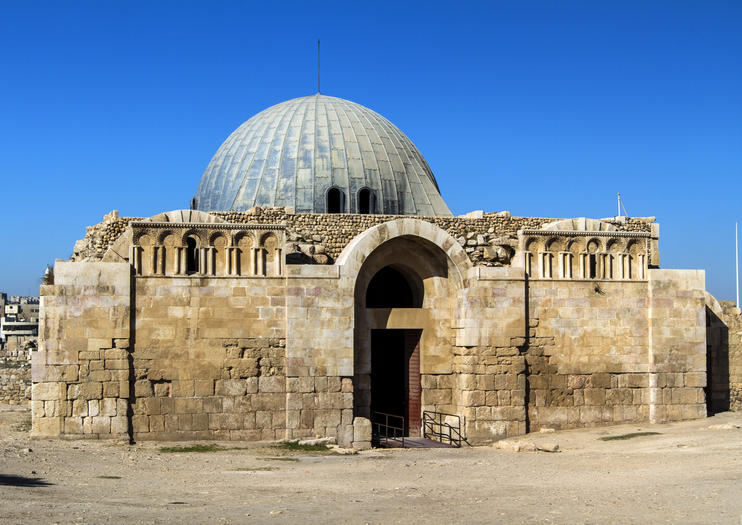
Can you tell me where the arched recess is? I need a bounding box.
[235,233,253,276]
[261,233,281,276]
[138,234,155,275]
[340,219,472,437]
[185,235,200,275]
[210,233,228,276]
[160,232,178,275]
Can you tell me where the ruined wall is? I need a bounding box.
[721,302,742,410]
[33,261,131,438]
[0,345,31,405]
[73,208,654,267]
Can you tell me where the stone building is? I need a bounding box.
[31,94,741,446]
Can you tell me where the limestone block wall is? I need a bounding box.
[32,261,131,438]
[452,268,528,442]
[0,345,31,405]
[284,265,355,445]
[131,276,287,441]
[648,270,707,422]
[526,280,654,430]
[721,302,742,410]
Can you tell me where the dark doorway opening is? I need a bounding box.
[371,329,422,436]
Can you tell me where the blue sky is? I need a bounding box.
[1,1,740,300]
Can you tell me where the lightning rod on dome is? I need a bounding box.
[317,39,320,94]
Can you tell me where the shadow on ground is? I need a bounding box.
[0,474,53,487]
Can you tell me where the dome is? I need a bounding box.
[194,94,452,216]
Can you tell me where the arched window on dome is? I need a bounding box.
[357,188,376,214]
[326,187,345,213]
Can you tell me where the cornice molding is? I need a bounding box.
[131,221,286,231]
[518,229,649,239]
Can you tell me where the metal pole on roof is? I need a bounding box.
[736,222,739,307]
[317,39,321,94]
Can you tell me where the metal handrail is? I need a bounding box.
[422,410,464,447]
[372,411,405,448]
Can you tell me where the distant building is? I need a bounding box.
[0,294,39,349]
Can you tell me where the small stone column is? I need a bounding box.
[206,247,215,276]
[539,252,552,279]
[225,247,234,275]
[129,245,141,275]
[275,248,282,276]
[199,247,207,276]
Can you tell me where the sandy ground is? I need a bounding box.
[1,407,741,525]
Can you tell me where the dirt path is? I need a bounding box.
[1,406,741,524]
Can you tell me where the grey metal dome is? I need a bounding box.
[194,94,452,216]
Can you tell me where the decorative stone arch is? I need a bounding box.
[233,230,255,247]
[157,229,176,244]
[545,237,564,252]
[132,229,152,246]
[626,239,642,254]
[337,218,473,287]
[180,229,205,246]
[605,237,623,253]
[208,231,228,246]
[260,231,279,247]
[585,237,601,253]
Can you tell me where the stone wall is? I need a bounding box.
[526,280,653,429]
[33,261,132,438]
[35,215,711,446]
[452,267,528,441]
[721,302,742,410]
[130,276,287,441]
[648,270,707,422]
[0,345,31,405]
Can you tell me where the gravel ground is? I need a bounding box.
[1,406,741,524]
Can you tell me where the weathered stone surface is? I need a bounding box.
[29,210,730,448]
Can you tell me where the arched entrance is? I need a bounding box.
[351,231,464,440]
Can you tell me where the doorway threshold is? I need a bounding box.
[374,437,457,449]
